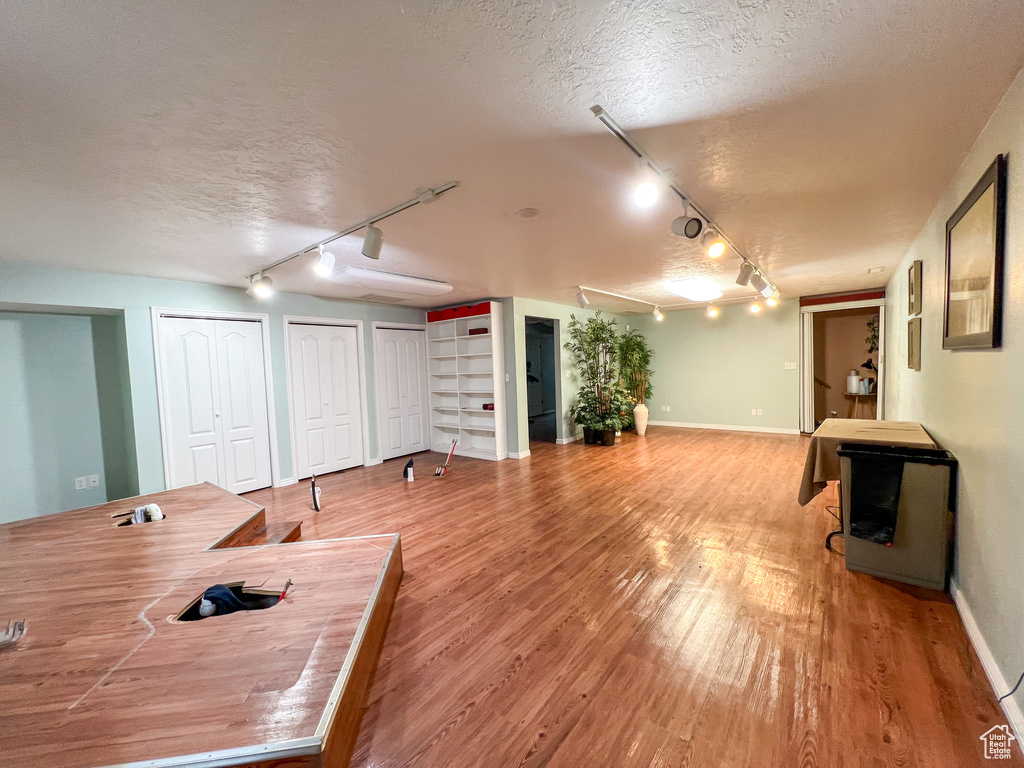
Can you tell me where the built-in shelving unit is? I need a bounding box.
[427,301,507,460]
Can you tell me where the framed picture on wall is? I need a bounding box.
[908,317,922,370]
[908,260,922,316]
[943,154,1007,349]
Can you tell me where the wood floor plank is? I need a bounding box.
[247,427,1020,768]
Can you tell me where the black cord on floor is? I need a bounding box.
[1000,670,1024,702]
[825,505,841,523]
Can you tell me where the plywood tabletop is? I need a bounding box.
[0,483,399,768]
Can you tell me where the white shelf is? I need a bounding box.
[428,303,506,461]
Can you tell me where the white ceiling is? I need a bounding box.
[2,1,1022,310]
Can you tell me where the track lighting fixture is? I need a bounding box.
[244,182,458,289]
[653,306,664,322]
[313,244,336,277]
[706,303,720,319]
[760,282,776,299]
[361,223,383,260]
[703,230,727,259]
[735,261,755,286]
[766,290,781,307]
[671,216,704,239]
[749,298,763,314]
[576,288,590,308]
[749,271,769,294]
[591,105,782,307]
[246,273,274,299]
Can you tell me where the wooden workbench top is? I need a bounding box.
[0,483,400,768]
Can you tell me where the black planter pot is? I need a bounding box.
[583,428,598,444]
[600,429,616,446]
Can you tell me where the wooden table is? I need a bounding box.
[843,392,877,419]
[798,418,936,506]
[0,483,402,768]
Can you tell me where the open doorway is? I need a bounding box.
[525,317,557,443]
[804,306,882,431]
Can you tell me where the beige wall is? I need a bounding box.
[884,66,1024,720]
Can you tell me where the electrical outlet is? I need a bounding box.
[87,474,100,488]
[785,362,797,370]
[751,408,757,416]
[661,405,666,412]
[74,476,88,490]
[564,370,572,378]
[665,405,671,412]
[757,409,763,416]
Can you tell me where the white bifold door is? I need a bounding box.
[157,317,273,494]
[375,328,429,461]
[288,323,364,479]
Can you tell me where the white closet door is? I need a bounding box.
[288,323,364,479]
[157,316,272,493]
[375,328,429,461]
[215,320,273,493]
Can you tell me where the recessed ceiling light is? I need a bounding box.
[516,207,540,218]
[664,277,723,302]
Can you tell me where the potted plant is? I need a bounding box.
[565,312,623,444]
[569,389,601,444]
[618,328,654,435]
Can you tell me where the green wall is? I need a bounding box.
[0,261,426,497]
[633,301,800,432]
[884,67,1024,721]
[0,312,110,522]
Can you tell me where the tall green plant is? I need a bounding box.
[617,328,654,404]
[565,312,625,429]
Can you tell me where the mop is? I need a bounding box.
[435,440,458,477]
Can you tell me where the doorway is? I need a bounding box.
[800,303,884,432]
[525,317,557,443]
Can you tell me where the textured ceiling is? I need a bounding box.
[2,1,1023,309]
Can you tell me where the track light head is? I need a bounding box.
[634,180,660,208]
[702,229,727,258]
[362,223,383,260]
[766,290,781,307]
[671,216,704,239]
[653,306,664,322]
[706,303,719,319]
[750,271,769,293]
[314,245,336,277]
[760,283,775,299]
[246,273,274,299]
[576,288,590,308]
[749,298,763,314]
[735,261,755,286]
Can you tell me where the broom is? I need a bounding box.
[435,440,457,477]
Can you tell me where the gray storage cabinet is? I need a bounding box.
[838,445,957,590]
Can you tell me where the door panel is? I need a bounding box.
[215,320,272,494]
[158,316,272,493]
[375,328,429,461]
[288,323,364,480]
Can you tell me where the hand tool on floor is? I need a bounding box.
[310,474,322,511]
[0,619,25,649]
[403,459,414,482]
[435,440,457,477]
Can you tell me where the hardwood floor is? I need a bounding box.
[247,427,1019,768]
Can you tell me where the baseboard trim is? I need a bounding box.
[508,450,531,459]
[274,477,298,488]
[950,577,1024,744]
[555,434,581,445]
[363,458,383,467]
[647,420,800,436]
